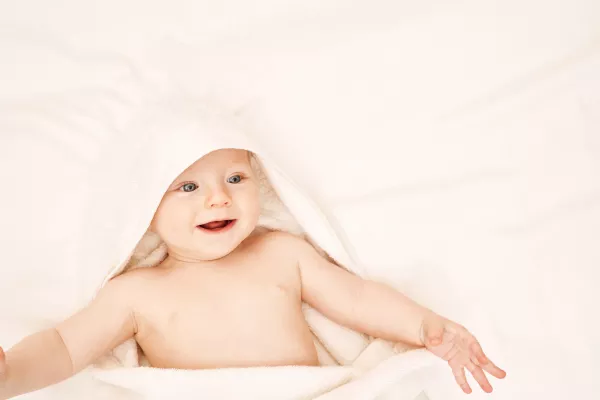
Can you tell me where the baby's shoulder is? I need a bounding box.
[250,230,315,259]
[252,229,301,246]
[104,266,164,298]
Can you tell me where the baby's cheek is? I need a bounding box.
[248,204,261,226]
[155,210,185,238]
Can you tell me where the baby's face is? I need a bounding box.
[150,149,261,261]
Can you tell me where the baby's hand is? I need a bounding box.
[0,346,6,382]
[420,314,506,394]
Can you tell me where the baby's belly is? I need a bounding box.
[136,289,319,369]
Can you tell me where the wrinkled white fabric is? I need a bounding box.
[1,1,599,399]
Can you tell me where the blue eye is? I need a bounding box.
[181,183,198,192]
[227,175,242,184]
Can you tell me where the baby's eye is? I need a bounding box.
[181,183,198,192]
[227,174,243,184]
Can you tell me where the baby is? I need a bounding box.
[0,149,506,399]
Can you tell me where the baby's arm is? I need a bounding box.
[0,275,137,399]
[281,233,505,393]
[286,235,430,346]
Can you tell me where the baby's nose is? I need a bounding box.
[205,188,232,208]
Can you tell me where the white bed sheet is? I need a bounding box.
[1,1,599,398]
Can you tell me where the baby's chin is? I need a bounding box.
[191,234,254,261]
[164,220,258,261]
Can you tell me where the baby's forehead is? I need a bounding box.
[197,148,249,167]
[175,149,251,179]
[212,148,250,161]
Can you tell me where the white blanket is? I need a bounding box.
[89,350,440,400]
[1,1,599,399]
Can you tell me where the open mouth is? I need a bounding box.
[197,219,236,233]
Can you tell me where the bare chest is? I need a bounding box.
[133,262,316,368]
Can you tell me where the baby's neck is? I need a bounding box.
[162,227,270,269]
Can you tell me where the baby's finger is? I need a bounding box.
[449,360,472,394]
[469,339,489,365]
[481,358,507,379]
[468,341,506,379]
[466,361,493,393]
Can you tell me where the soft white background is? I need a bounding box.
[1,1,599,399]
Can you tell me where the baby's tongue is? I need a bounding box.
[201,220,228,229]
